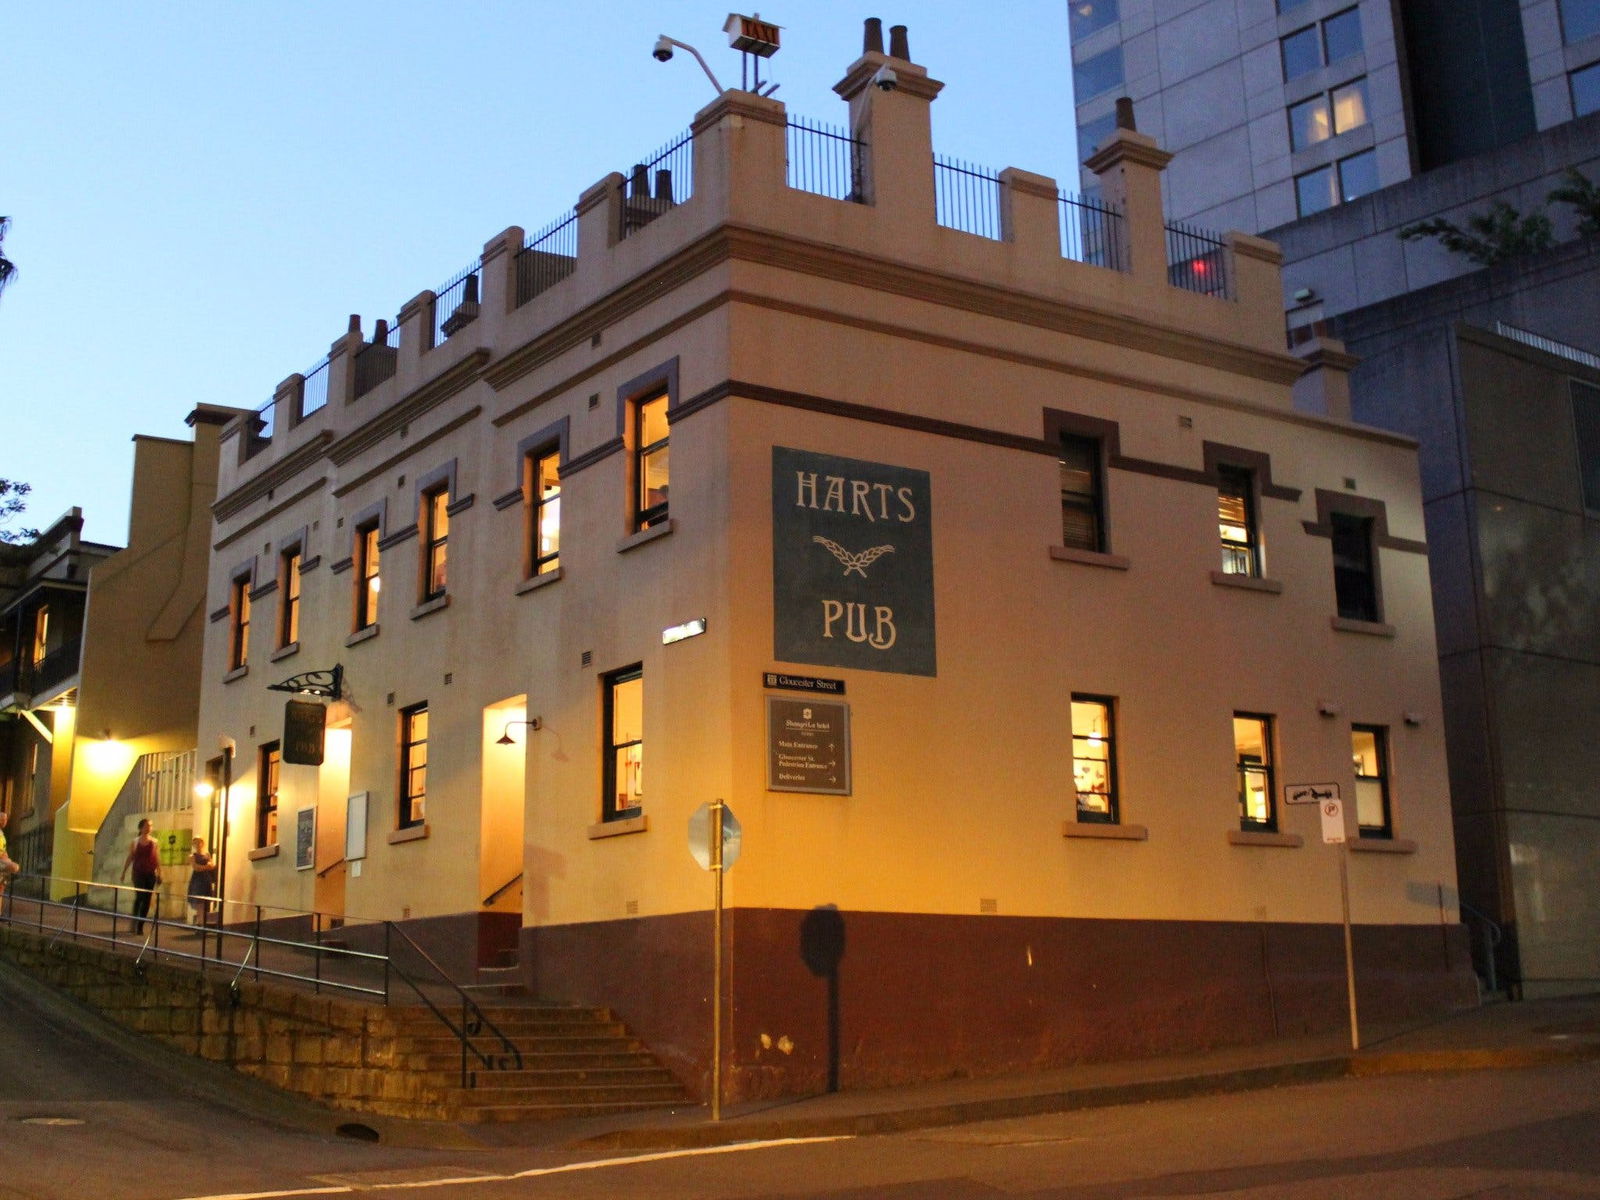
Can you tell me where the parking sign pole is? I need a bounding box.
[1339,839,1359,1050]
[711,797,725,1122]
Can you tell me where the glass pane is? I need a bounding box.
[1573,62,1600,117]
[1289,95,1332,150]
[410,708,428,743]
[1296,165,1337,215]
[1277,0,1313,10]
[614,744,644,811]
[1323,8,1362,62]
[1234,716,1269,763]
[1339,149,1379,201]
[538,495,561,567]
[1077,111,1119,161]
[1240,765,1272,824]
[1559,0,1600,43]
[1074,44,1125,100]
[1573,382,1600,512]
[612,674,643,744]
[429,542,447,595]
[639,394,669,447]
[429,490,449,538]
[1069,0,1119,40]
[640,444,670,516]
[1331,78,1369,133]
[1281,26,1321,80]
[1355,779,1386,829]
[1351,727,1379,777]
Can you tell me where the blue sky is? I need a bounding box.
[6,2,1079,544]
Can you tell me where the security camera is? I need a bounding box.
[653,35,674,62]
[873,65,898,91]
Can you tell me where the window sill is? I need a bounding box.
[1049,545,1130,570]
[1330,616,1395,638]
[516,567,563,596]
[387,824,429,845]
[270,642,301,662]
[223,665,249,684]
[411,594,450,621]
[345,624,380,647]
[618,520,675,555]
[247,845,279,862]
[588,814,649,840]
[1063,821,1148,841]
[1228,830,1303,848]
[1350,836,1417,854]
[1210,571,1284,594]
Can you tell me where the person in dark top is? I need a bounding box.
[121,817,162,934]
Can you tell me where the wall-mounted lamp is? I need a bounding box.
[193,781,216,800]
[1403,711,1425,727]
[1317,701,1342,717]
[496,718,542,745]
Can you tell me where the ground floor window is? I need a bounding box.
[1234,714,1275,831]
[603,667,644,820]
[1071,695,1117,823]
[1352,724,1391,837]
[399,703,428,828]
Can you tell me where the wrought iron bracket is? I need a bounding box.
[268,663,343,701]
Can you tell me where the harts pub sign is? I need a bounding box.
[772,446,935,676]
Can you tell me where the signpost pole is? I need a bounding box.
[710,797,725,1122]
[1339,840,1359,1050]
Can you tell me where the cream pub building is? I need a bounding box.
[197,21,1475,1103]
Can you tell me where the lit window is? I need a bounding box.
[422,488,449,601]
[400,703,428,829]
[1559,0,1600,43]
[1235,715,1276,832]
[1338,149,1379,202]
[1069,0,1118,40]
[30,605,49,667]
[1351,725,1391,837]
[1330,511,1379,622]
[279,548,301,648]
[1296,164,1337,216]
[1074,44,1125,101]
[528,448,561,575]
[1071,695,1118,824]
[1331,78,1369,134]
[257,742,280,847]
[229,575,252,670]
[603,667,644,821]
[1572,61,1600,116]
[355,524,381,631]
[1217,467,1261,576]
[1060,435,1106,552]
[1289,94,1332,150]
[635,394,670,531]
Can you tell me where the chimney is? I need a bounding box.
[863,17,884,53]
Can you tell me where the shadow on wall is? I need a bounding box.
[799,904,846,1093]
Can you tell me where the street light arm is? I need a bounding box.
[657,35,725,95]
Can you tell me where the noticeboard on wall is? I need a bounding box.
[345,792,369,862]
[295,808,316,870]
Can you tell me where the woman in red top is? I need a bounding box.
[121,817,162,934]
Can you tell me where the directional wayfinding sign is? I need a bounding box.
[766,696,851,794]
[688,801,742,872]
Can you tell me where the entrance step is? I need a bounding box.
[461,964,527,997]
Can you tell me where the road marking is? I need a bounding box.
[174,1137,849,1200]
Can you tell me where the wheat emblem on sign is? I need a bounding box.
[812,536,895,578]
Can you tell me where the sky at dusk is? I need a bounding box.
[6,2,1080,545]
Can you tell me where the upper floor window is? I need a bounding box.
[1559,0,1600,44]
[1071,695,1118,824]
[1330,511,1379,622]
[635,393,670,531]
[256,741,280,847]
[1074,44,1124,102]
[1288,77,1369,150]
[603,666,644,821]
[1217,467,1261,577]
[355,524,381,631]
[528,448,561,575]
[30,606,49,667]
[228,574,252,671]
[1351,724,1391,837]
[422,487,449,602]
[1282,8,1361,81]
[1069,0,1118,40]
[1234,714,1276,832]
[1060,435,1107,552]
[278,548,301,649]
[1295,148,1379,216]
[399,703,428,829]
[1573,60,1600,117]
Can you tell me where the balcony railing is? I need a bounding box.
[787,116,865,202]
[1060,191,1125,271]
[14,636,82,699]
[619,129,693,239]
[1166,219,1232,299]
[515,211,578,308]
[934,154,1003,240]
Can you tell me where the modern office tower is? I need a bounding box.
[1070,0,1600,233]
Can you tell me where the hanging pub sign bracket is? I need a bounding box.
[267,663,344,701]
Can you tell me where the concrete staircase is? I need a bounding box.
[381,1002,693,1122]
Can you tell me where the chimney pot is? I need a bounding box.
[889,23,910,60]
[1115,97,1136,131]
[863,17,884,54]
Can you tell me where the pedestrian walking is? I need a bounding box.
[0,809,19,896]
[121,818,161,934]
[186,836,216,925]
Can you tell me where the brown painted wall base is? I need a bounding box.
[526,908,1478,1104]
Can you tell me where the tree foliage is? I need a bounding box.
[1399,201,1555,266]
[0,479,39,545]
[1547,168,1600,238]
[0,216,13,300]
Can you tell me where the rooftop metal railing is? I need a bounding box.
[1060,190,1125,271]
[787,116,865,203]
[934,154,1003,240]
[0,874,522,1087]
[515,211,578,308]
[619,129,693,239]
[432,258,482,345]
[353,324,399,398]
[300,354,331,417]
[1166,219,1232,299]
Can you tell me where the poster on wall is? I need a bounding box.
[345,792,369,862]
[295,808,316,870]
[771,446,936,676]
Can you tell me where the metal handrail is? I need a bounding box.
[0,874,519,1086]
[482,871,523,907]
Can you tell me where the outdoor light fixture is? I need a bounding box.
[662,617,708,645]
[496,718,542,745]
